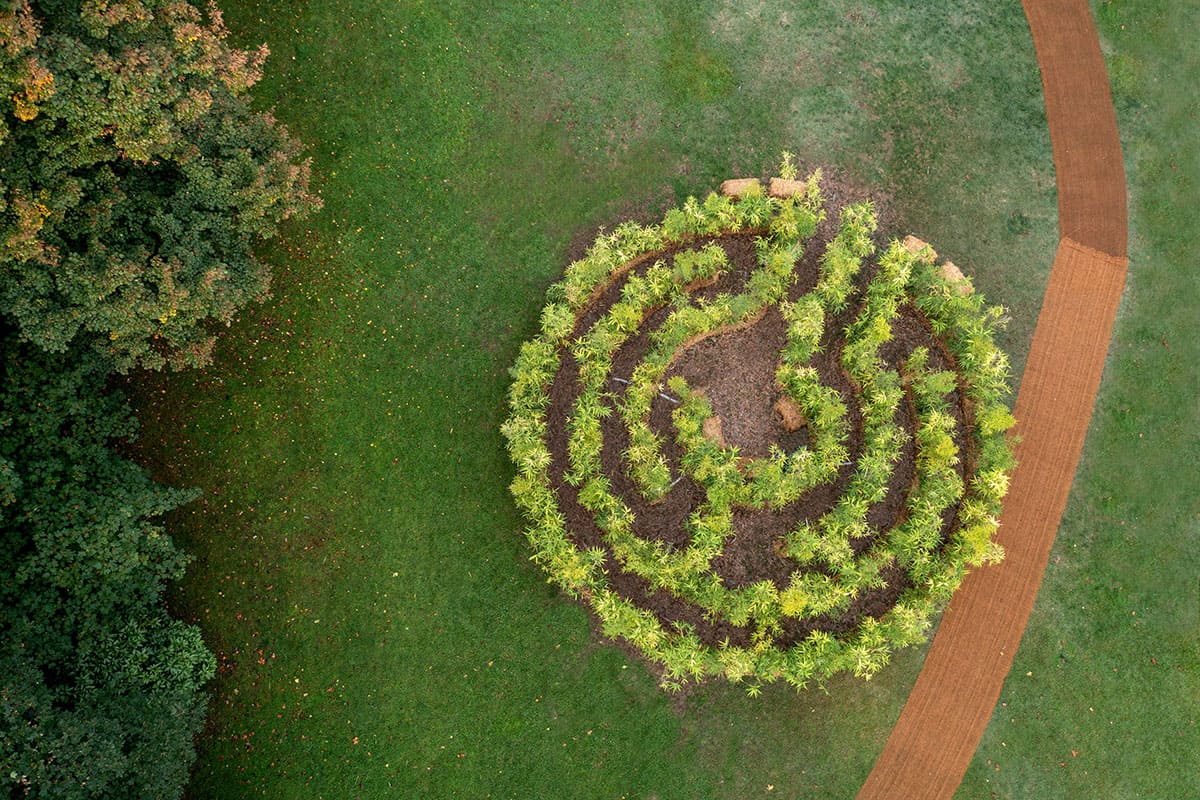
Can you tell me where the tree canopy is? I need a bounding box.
[1,0,318,795]
[1,0,320,372]
[0,329,215,798]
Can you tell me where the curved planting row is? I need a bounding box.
[502,171,1016,692]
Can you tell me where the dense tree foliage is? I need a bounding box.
[0,331,215,797]
[1,0,319,372]
[1,0,318,795]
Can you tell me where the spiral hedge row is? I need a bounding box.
[502,172,1016,692]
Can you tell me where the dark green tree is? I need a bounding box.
[1,0,320,372]
[0,330,215,798]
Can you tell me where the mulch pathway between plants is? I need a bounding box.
[857,0,1129,797]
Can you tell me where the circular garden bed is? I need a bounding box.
[502,170,1016,692]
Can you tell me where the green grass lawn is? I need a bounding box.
[129,1,1195,797]
[960,2,1200,796]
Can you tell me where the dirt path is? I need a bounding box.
[856,1,1129,797]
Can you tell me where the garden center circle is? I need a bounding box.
[503,172,1016,692]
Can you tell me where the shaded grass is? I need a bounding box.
[961,2,1200,797]
[117,0,1193,797]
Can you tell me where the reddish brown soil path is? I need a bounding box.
[857,1,1129,797]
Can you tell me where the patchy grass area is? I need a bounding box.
[962,2,1200,797]
[126,0,1191,797]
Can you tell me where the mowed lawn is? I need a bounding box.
[128,1,1196,797]
[961,2,1200,797]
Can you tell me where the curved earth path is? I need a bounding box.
[857,1,1129,797]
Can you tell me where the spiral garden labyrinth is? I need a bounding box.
[503,172,1017,692]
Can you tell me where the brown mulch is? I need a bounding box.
[1025,3,1129,259]
[857,0,1130,795]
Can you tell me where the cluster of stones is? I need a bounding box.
[503,173,1015,691]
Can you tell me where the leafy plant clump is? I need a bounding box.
[503,169,1016,693]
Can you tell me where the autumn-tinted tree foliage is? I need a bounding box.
[1,0,318,796]
[1,0,319,372]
